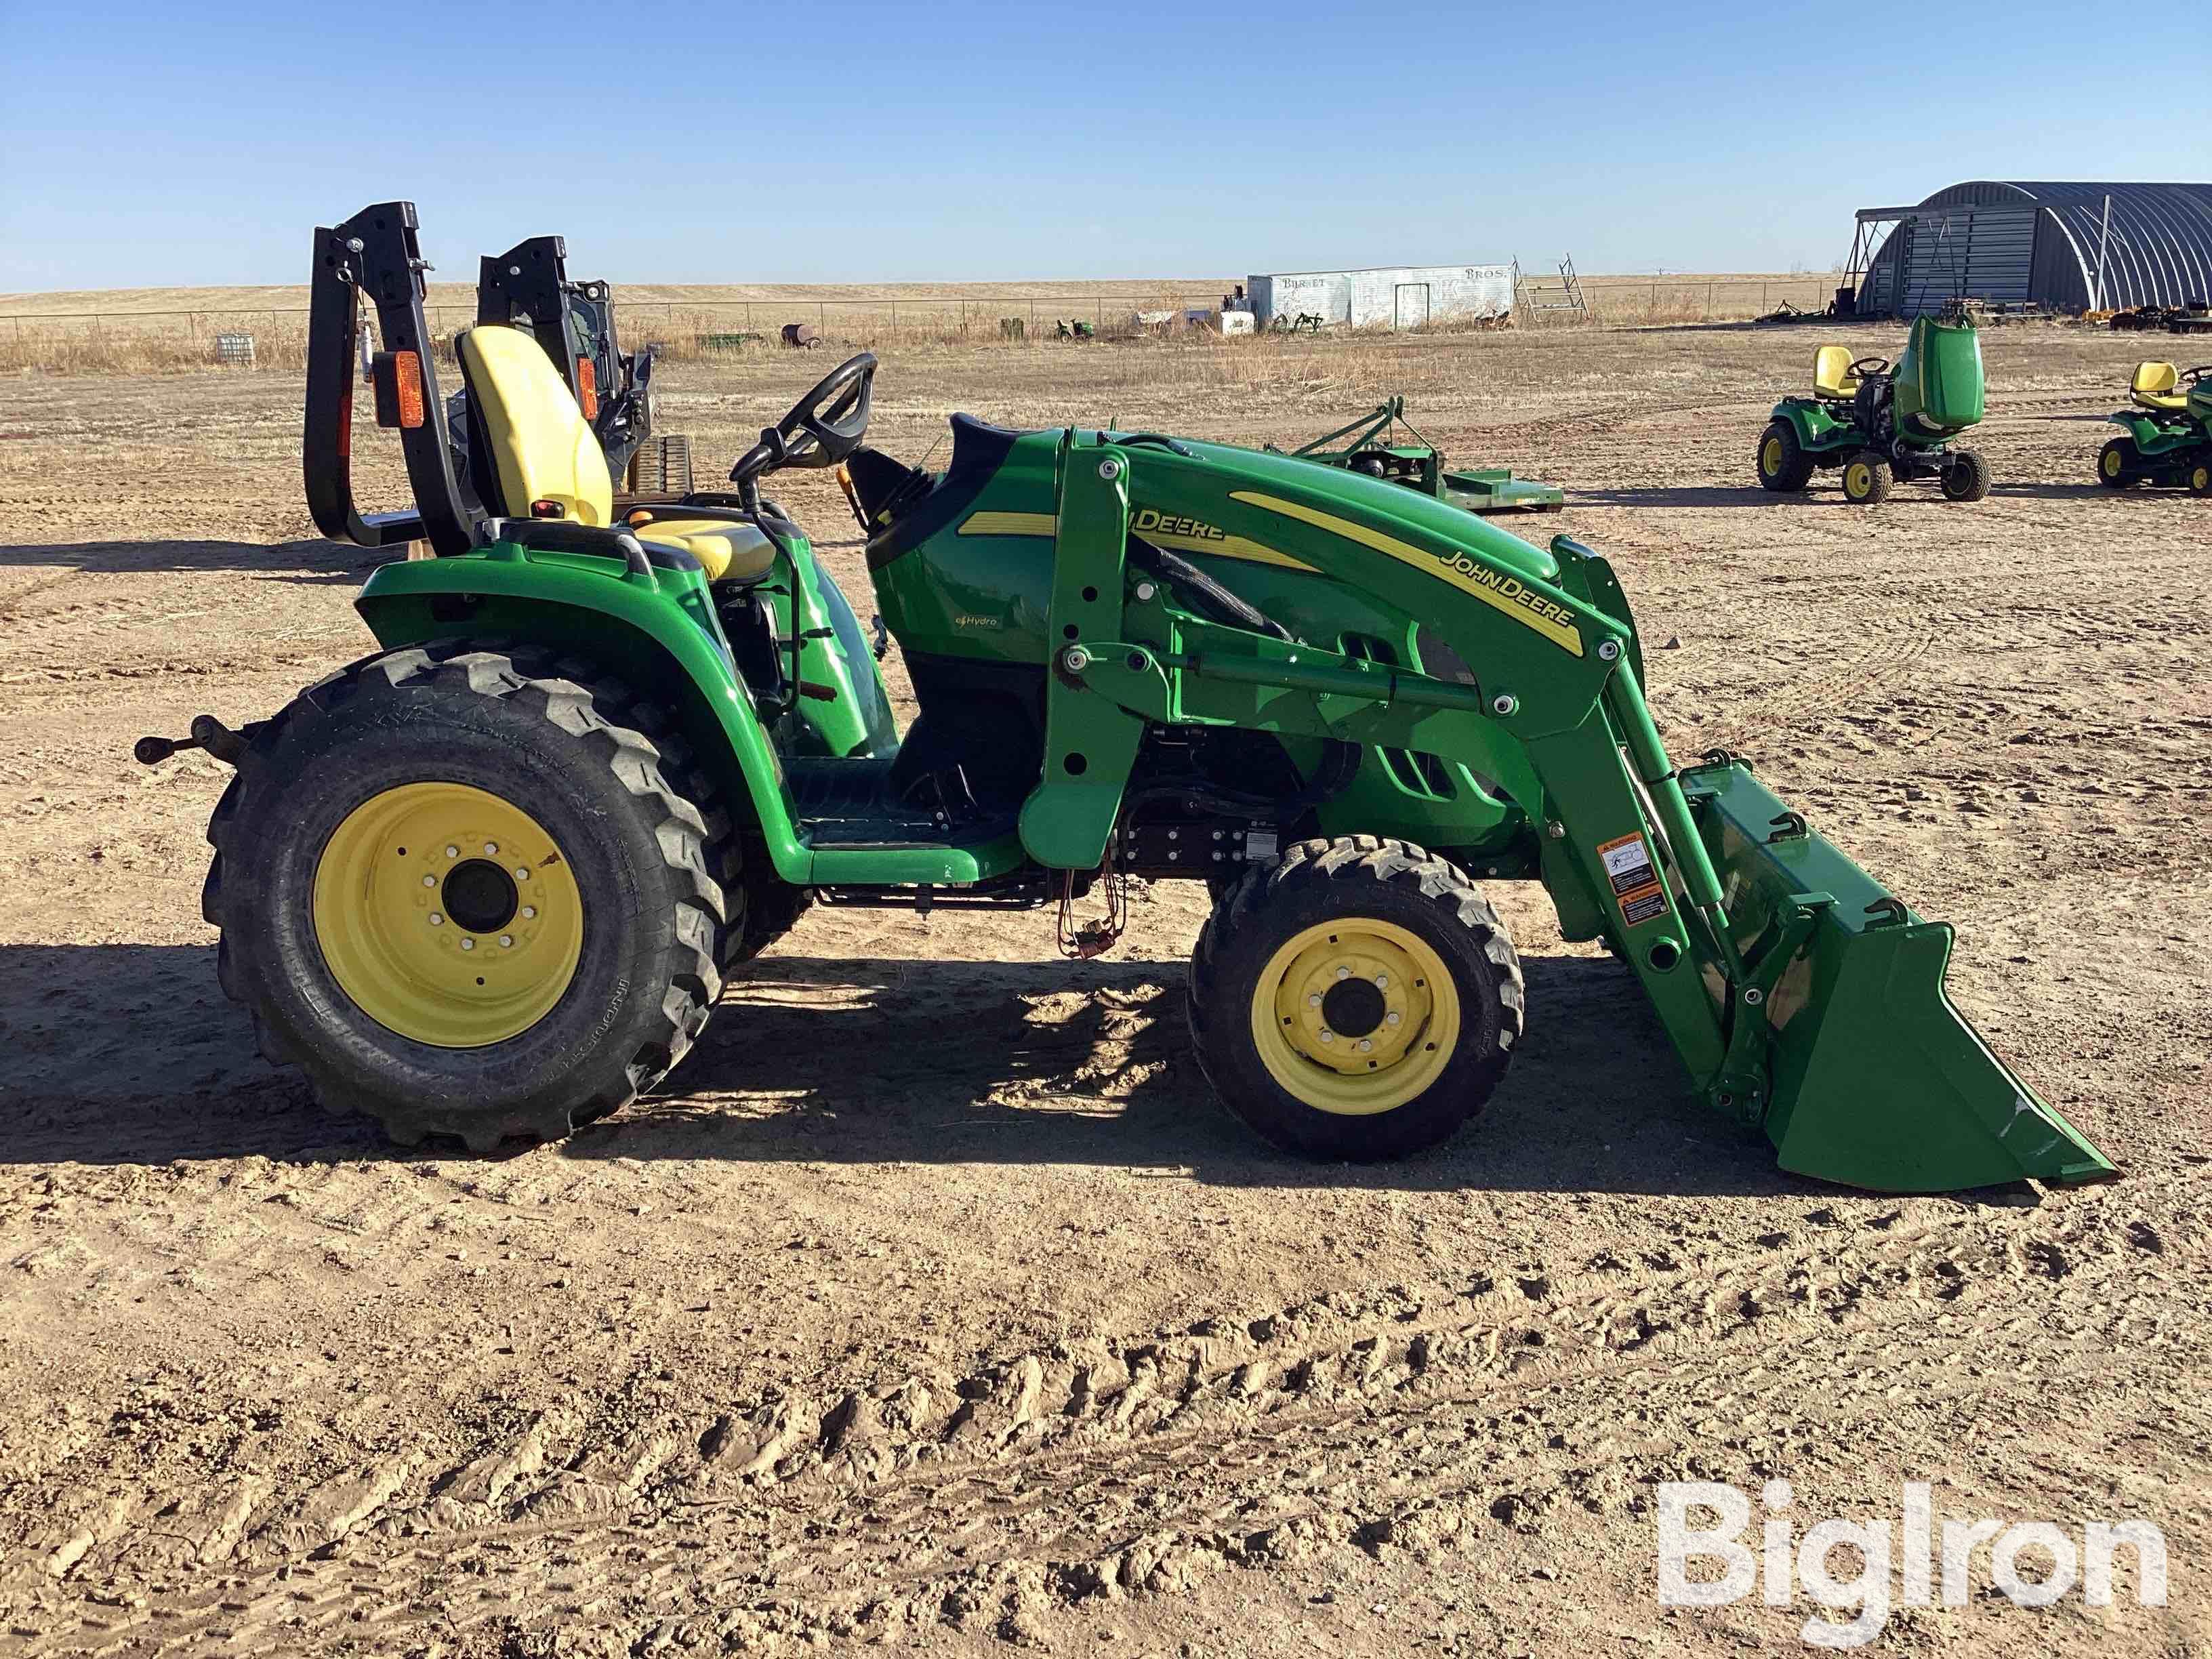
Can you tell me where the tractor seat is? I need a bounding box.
[455,325,772,585]
[622,514,777,584]
[1813,344,1859,402]
[2131,359,2189,413]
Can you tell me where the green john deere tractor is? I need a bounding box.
[1758,307,1991,505]
[2096,360,2212,495]
[141,202,2116,1193]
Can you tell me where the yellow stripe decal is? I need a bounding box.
[1229,491,1583,656]
[958,510,1057,537]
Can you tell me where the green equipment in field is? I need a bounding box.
[142,201,2117,1195]
[1286,397,1565,514]
[1757,306,1992,505]
[2095,360,2212,495]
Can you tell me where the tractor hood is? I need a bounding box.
[853,416,1560,586]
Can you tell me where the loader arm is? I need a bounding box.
[1027,433,2114,1193]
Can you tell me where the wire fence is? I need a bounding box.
[0,279,1843,373]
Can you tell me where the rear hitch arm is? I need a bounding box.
[134,714,260,768]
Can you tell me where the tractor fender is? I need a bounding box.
[352,550,811,882]
[1769,398,1842,453]
[2104,411,2160,443]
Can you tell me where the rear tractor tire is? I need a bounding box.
[2190,458,2212,497]
[2097,436,2138,489]
[1187,837,1523,1162]
[1755,421,1815,492]
[1940,448,1992,503]
[1841,449,1893,506]
[203,641,736,1151]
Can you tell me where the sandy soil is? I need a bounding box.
[0,321,2207,1658]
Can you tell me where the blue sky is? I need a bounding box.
[0,0,2193,293]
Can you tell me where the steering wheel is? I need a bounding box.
[1849,356,1890,379]
[2183,365,2210,387]
[729,351,878,491]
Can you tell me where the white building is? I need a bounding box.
[1247,264,1515,330]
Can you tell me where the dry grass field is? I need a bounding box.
[0,316,2207,1658]
[0,272,1835,374]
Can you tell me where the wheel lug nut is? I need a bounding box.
[513,867,531,883]
[445,845,459,859]
[1318,1029,1334,1044]
[1334,966,1350,980]
[459,937,475,951]
[499,935,514,947]
[1358,1039,1373,1052]
[1307,994,1321,1008]
[1386,1011,1401,1026]
[428,913,443,926]
[421,875,435,887]
[1374,973,1388,988]
[521,905,537,920]
[483,842,498,855]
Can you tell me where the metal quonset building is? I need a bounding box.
[1853,181,2212,317]
[1246,264,1514,330]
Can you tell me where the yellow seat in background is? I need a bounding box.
[1814,344,1860,402]
[2131,360,2189,414]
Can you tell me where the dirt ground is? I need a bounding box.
[0,321,2207,1658]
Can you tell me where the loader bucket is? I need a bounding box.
[1681,759,2116,1193]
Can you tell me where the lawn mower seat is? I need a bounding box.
[455,325,773,584]
[1814,345,1859,402]
[2131,360,2189,413]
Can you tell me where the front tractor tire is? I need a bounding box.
[2097,435,2139,489]
[1841,450,1893,506]
[1188,837,1523,1162]
[1940,447,1992,503]
[204,642,737,1151]
[1755,421,1815,492]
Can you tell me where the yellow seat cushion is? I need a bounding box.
[456,325,613,524]
[630,516,778,585]
[1813,344,1859,401]
[2131,360,2187,412]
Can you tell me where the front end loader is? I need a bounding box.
[149,201,2115,1194]
[1758,306,1991,505]
[2096,360,2212,494]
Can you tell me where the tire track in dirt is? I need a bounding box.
[11,1172,2201,1655]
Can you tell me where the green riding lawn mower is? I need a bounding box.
[1757,306,1991,506]
[2097,360,2212,495]
[140,201,2118,1193]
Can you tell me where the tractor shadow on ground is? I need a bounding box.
[1987,482,2142,501]
[0,537,382,585]
[1570,487,1817,509]
[0,943,1801,1200]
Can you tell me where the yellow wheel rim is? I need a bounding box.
[1845,462,1872,498]
[1761,436,1784,475]
[2194,466,2209,491]
[312,783,583,1048]
[1248,918,1460,1116]
[2104,447,2123,478]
